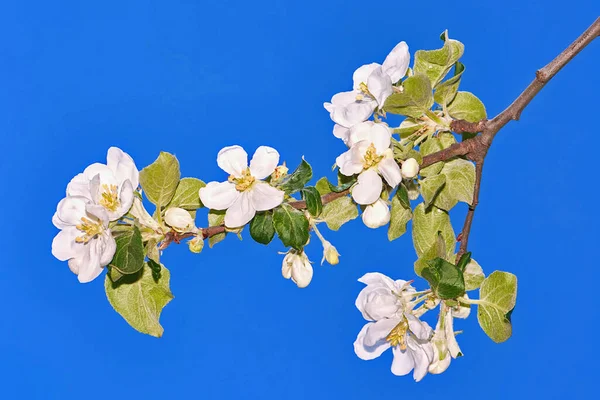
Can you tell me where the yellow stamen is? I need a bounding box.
[75,217,104,243]
[363,143,384,169]
[386,317,409,350]
[356,82,373,101]
[99,184,120,212]
[228,168,256,192]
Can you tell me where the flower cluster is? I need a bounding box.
[323,42,419,229]
[353,272,465,381]
[51,148,139,283]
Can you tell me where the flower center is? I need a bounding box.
[356,82,373,101]
[363,143,383,169]
[386,316,409,350]
[228,168,255,191]
[99,184,120,212]
[75,217,104,243]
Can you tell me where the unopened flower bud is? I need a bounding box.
[322,241,340,266]
[362,199,391,229]
[271,164,289,183]
[188,235,204,253]
[401,158,419,179]
[281,251,313,288]
[164,207,194,231]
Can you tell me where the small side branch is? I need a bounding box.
[456,159,484,262]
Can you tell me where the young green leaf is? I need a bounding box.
[421,257,466,300]
[431,159,475,211]
[434,61,465,106]
[279,159,313,194]
[169,177,206,210]
[395,182,411,210]
[383,73,434,118]
[477,271,518,343]
[414,31,465,87]
[388,196,412,241]
[321,196,358,231]
[315,177,333,195]
[448,91,487,123]
[109,226,145,275]
[456,252,472,272]
[464,258,485,291]
[249,211,275,245]
[301,186,323,217]
[105,264,174,338]
[412,203,455,261]
[420,174,446,208]
[273,204,309,250]
[208,209,226,248]
[139,152,181,208]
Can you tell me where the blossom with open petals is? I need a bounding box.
[66,147,139,221]
[52,196,116,283]
[199,145,285,228]
[353,273,434,382]
[323,42,410,129]
[281,250,313,288]
[336,123,401,205]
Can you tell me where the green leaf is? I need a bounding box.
[414,31,465,87]
[279,159,313,194]
[145,238,160,265]
[208,210,226,248]
[169,177,206,210]
[456,252,472,272]
[332,172,356,192]
[395,183,411,210]
[315,177,332,195]
[273,204,309,250]
[249,212,275,245]
[321,196,358,231]
[432,159,475,211]
[388,196,412,241]
[147,259,162,282]
[301,186,323,217]
[139,152,181,208]
[434,62,465,106]
[412,203,455,260]
[393,118,423,138]
[421,257,465,300]
[448,91,487,123]
[420,174,446,208]
[109,226,145,275]
[477,271,518,343]
[464,258,485,291]
[105,264,174,338]
[419,137,444,177]
[383,73,434,118]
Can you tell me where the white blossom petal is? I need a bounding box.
[249,146,280,179]
[107,147,139,189]
[325,91,376,128]
[333,124,350,144]
[199,181,240,210]
[369,123,392,153]
[99,231,117,266]
[51,227,84,261]
[66,173,91,198]
[347,121,374,148]
[224,192,255,228]
[362,199,390,229]
[217,145,248,177]
[363,318,399,347]
[407,337,432,382]
[444,312,463,358]
[114,179,134,219]
[249,182,284,212]
[391,346,415,377]
[357,272,397,288]
[353,63,380,89]
[367,66,393,107]
[406,313,432,341]
[336,147,364,177]
[55,196,87,227]
[382,41,410,83]
[378,158,402,188]
[429,341,451,374]
[291,255,313,288]
[352,170,382,205]
[82,163,116,186]
[354,321,393,361]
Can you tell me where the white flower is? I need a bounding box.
[336,122,402,205]
[51,196,116,283]
[66,147,139,221]
[428,300,470,374]
[164,207,195,232]
[323,42,410,129]
[362,199,391,229]
[401,158,420,179]
[353,273,434,382]
[281,250,313,288]
[199,145,285,228]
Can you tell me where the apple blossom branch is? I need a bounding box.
[160,17,599,254]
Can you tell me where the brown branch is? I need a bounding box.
[159,18,599,254]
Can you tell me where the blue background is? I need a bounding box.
[1,1,599,398]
